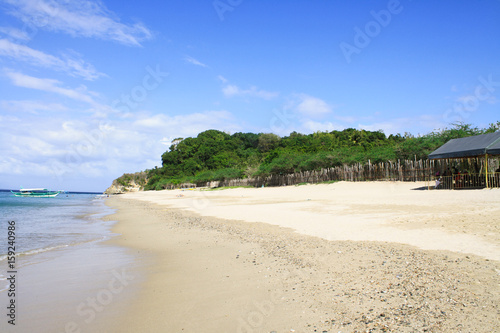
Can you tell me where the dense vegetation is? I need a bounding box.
[144,122,500,190]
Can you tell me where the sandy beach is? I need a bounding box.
[104,181,500,332]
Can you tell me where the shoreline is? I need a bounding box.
[0,238,140,333]
[0,195,139,333]
[104,198,294,332]
[103,183,500,332]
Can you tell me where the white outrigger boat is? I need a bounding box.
[11,188,61,198]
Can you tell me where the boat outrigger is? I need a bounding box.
[11,188,61,198]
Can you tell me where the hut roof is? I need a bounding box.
[428,131,500,159]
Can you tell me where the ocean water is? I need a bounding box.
[0,190,115,291]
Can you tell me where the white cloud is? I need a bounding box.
[1,100,68,113]
[264,116,345,137]
[358,121,401,134]
[358,114,446,135]
[184,56,207,68]
[222,84,239,96]
[0,26,31,41]
[292,94,332,118]
[334,115,357,123]
[457,93,497,105]
[0,39,104,80]
[3,0,152,46]
[217,75,228,83]
[301,120,344,133]
[222,84,278,100]
[0,116,129,185]
[255,94,338,135]
[5,70,97,104]
[0,107,242,190]
[133,110,239,134]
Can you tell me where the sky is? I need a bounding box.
[0,0,499,192]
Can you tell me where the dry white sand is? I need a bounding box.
[123,181,500,261]
[101,181,500,332]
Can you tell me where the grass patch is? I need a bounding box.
[203,186,255,191]
[318,180,339,184]
[295,180,339,186]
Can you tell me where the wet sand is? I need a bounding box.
[0,240,140,333]
[102,182,500,332]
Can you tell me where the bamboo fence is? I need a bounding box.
[165,157,500,190]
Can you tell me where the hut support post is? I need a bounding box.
[485,154,489,188]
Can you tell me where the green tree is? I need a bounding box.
[258,133,280,152]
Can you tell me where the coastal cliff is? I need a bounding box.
[105,172,148,194]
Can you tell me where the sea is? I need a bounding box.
[0,189,139,332]
[0,190,114,290]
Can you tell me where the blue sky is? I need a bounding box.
[0,0,499,192]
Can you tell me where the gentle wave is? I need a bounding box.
[0,234,113,263]
[0,272,10,293]
[0,244,70,262]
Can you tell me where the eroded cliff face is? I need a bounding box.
[104,181,142,194]
[104,172,147,194]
